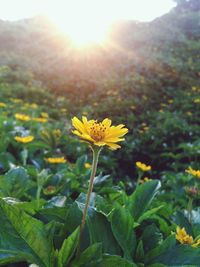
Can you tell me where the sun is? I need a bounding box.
[46,0,113,47]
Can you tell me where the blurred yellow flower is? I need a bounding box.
[85,163,92,169]
[15,136,34,143]
[186,111,192,116]
[41,112,49,118]
[175,226,200,247]
[46,157,66,163]
[11,98,23,103]
[186,167,200,179]
[15,113,30,121]
[136,161,151,172]
[0,102,7,107]
[32,117,48,123]
[53,129,62,138]
[72,116,128,150]
[176,227,193,245]
[194,98,200,104]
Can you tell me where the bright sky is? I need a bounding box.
[0,0,175,22]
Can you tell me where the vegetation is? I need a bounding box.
[0,0,200,266]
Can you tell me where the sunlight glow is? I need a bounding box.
[0,0,176,47]
[46,0,113,47]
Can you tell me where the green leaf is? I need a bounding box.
[141,224,163,252]
[71,243,102,267]
[0,167,31,198]
[101,254,137,267]
[111,206,136,260]
[145,235,176,264]
[58,227,80,267]
[172,211,193,235]
[149,244,200,265]
[137,206,164,224]
[86,207,122,255]
[135,240,144,262]
[127,180,161,221]
[0,198,54,267]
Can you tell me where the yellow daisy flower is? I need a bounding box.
[72,116,128,150]
[176,226,193,245]
[136,161,152,172]
[186,167,200,179]
[32,117,48,123]
[15,136,34,143]
[175,226,200,248]
[0,102,7,107]
[15,113,30,121]
[85,163,92,169]
[45,157,66,163]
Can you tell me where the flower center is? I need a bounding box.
[89,121,107,141]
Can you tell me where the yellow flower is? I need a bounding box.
[32,117,48,123]
[61,108,67,113]
[53,129,62,138]
[192,239,200,248]
[176,226,193,245]
[45,157,66,163]
[72,116,128,150]
[194,98,200,104]
[15,136,34,143]
[11,98,23,103]
[85,163,92,169]
[0,102,7,107]
[41,112,49,118]
[136,161,151,172]
[15,113,30,121]
[186,167,200,179]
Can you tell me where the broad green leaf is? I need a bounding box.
[145,235,176,264]
[101,254,137,267]
[141,224,163,252]
[0,166,31,198]
[86,208,122,255]
[111,206,136,260]
[58,227,80,267]
[71,243,102,267]
[148,245,200,265]
[172,211,193,235]
[0,198,54,267]
[127,180,161,221]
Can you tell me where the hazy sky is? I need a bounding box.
[0,0,176,22]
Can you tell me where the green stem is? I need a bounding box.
[36,186,42,209]
[136,171,143,187]
[187,197,193,223]
[77,146,101,257]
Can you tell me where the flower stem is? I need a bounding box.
[77,146,101,257]
[136,170,143,186]
[187,197,193,223]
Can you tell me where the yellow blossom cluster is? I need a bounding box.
[45,157,66,164]
[15,113,31,121]
[14,136,34,143]
[136,161,151,172]
[84,163,92,169]
[15,113,48,123]
[0,102,7,107]
[32,117,48,123]
[186,167,200,179]
[176,227,200,247]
